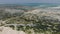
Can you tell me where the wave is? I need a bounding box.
[33,4,60,9]
[47,6,60,9]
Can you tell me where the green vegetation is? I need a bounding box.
[0,6,60,34]
[2,12,60,34]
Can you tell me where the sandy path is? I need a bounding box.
[0,26,26,34]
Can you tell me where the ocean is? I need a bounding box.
[0,3,60,10]
[0,3,60,7]
[20,3,60,7]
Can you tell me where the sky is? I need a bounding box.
[0,0,60,4]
